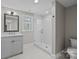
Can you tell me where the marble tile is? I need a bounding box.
[8,43,66,59]
[8,43,51,59]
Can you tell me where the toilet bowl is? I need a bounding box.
[67,47,77,59]
[66,38,77,59]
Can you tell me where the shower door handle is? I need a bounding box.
[40,29,43,34]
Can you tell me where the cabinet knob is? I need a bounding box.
[52,16,55,18]
[11,40,15,43]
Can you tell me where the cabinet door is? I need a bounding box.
[11,36,23,55]
[1,37,12,58]
[1,36,23,58]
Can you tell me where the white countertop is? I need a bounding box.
[1,33,23,37]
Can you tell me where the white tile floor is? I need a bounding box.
[8,43,52,59]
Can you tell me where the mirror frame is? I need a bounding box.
[4,13,19,32]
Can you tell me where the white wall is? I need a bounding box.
[55,2,65,54]
[55,2,77,54]
[65,5,77,47]
[1,7,34,44]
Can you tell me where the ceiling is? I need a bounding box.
[1,0,53,15]
[57,0,77,7]
[1,0,77,15]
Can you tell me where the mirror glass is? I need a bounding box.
[4,14,19,32]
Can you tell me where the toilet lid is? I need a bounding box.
[67,47,77,55]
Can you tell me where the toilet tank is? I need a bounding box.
[70,38,77,48]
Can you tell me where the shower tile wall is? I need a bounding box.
[34,14,53,55]
[34,15,43,47]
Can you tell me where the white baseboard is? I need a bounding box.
[51,51,62,59]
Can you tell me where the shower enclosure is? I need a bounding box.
[33,3,56,56]
[33,1,65,59]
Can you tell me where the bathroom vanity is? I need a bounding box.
[1,34,23,59]
[1,12,23,59]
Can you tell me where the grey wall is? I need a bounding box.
[65,5,77,47]
[1,7,34,44]
[55,2,77,53]
[55,2,65,53]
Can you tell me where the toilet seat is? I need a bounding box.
[67,47,77,59]
[67,47,77,54]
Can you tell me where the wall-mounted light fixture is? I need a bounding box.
[11,12,14,15]
[34,0,39,3]
[7,11,17,15]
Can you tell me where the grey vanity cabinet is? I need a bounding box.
[11,36,23,55]
[2,37,12,58]
[1,35,23,59]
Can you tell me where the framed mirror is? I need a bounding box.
[4,13,19,32]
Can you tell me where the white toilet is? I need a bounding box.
[67,38,77,59]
